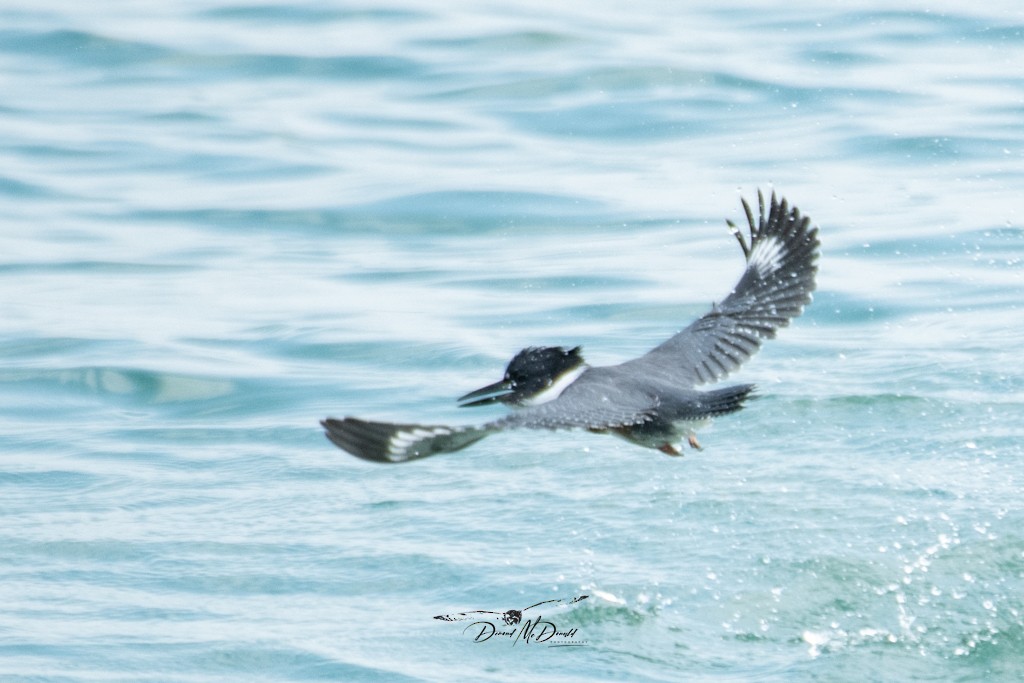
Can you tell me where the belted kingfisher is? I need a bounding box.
[322,190,819,463]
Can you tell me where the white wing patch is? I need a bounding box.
[748,233,787,278]
[388,426,452,457]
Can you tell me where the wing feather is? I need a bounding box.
[321,418,491,463]
[620,190,819,386]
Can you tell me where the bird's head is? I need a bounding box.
[458,345,586,407]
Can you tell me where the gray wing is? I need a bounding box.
[320,371,656,463]
[619,190,819,386]
[321,417,492,463]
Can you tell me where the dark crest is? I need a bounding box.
[459,345,585,407]
[505,346,584,388]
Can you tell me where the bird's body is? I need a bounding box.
[322,190,820,463]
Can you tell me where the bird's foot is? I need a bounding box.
[687,433,703,451]
[659,443,682,457]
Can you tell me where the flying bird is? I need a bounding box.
[322,190,819,463]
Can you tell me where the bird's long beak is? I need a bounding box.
[458,379,513,407]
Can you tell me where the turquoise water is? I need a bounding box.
[3,1,1024,680]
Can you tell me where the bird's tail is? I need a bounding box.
[321,417,491,463]
[692,383,756,418]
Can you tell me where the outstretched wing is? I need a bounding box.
[321,417,491,463]
[322,370,659,463]
[320,371,657,463]
[619,190,819,386]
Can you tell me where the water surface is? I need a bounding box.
[2,1,1023,681]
